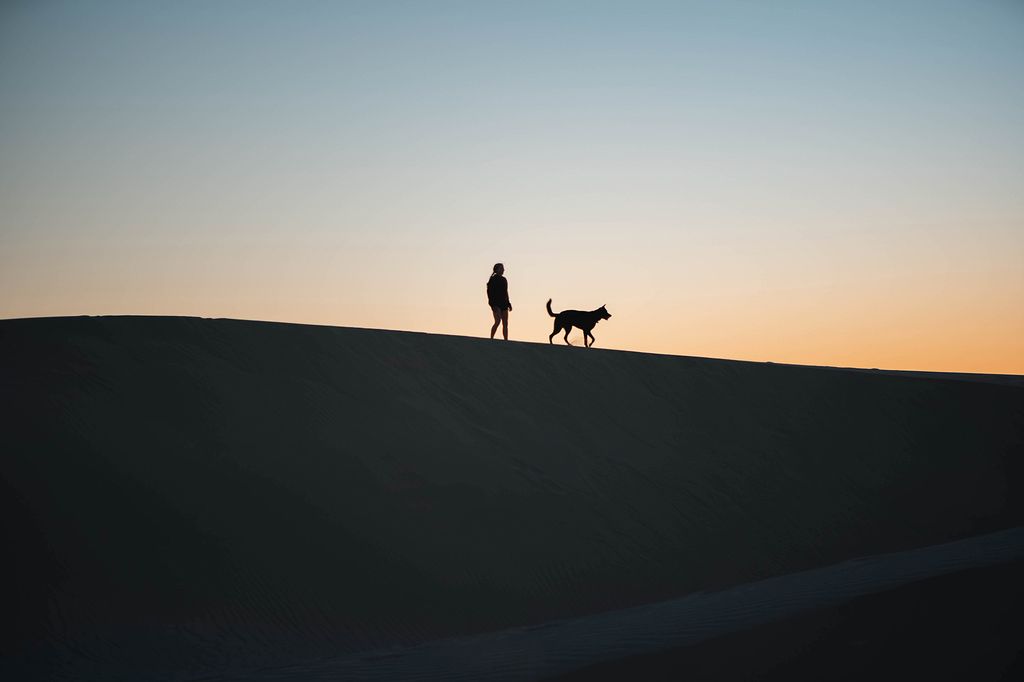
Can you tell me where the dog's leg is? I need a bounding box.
[549,323,561,344]
[588,331,595,348]
[563,326,572,345]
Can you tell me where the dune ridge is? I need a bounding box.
[217,526,1024,681]
[2,316,1022,680]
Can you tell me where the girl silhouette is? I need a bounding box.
[486,263,512,340]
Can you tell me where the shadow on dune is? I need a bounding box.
[2,316,1022,679]
[552,558,1024,682]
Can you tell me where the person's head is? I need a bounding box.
[492,263,504,276]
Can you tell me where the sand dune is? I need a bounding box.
[2,316,1022,680]
[553,555,1024,682]
[214,527,1024,681]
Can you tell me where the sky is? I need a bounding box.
[2,0,1022,373]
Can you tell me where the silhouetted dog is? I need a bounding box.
[546,299,612,347]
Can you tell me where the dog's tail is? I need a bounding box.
[546,298,556,317]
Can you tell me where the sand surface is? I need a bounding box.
[553,556,1024,681]
[2,316,1022,680]
[211,527,1024,680]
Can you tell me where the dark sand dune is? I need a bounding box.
[553,556,1024,682]
[214,527,1024,681]
[2,316,1022,680]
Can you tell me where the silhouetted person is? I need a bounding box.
[487,263,512,340]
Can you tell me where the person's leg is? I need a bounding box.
[500,308,509,340]
[490,307,501,339]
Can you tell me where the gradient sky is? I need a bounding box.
[2,0,1022,373]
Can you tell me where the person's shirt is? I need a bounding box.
[486,275,510,308]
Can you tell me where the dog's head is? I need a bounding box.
[599,305,612,320]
